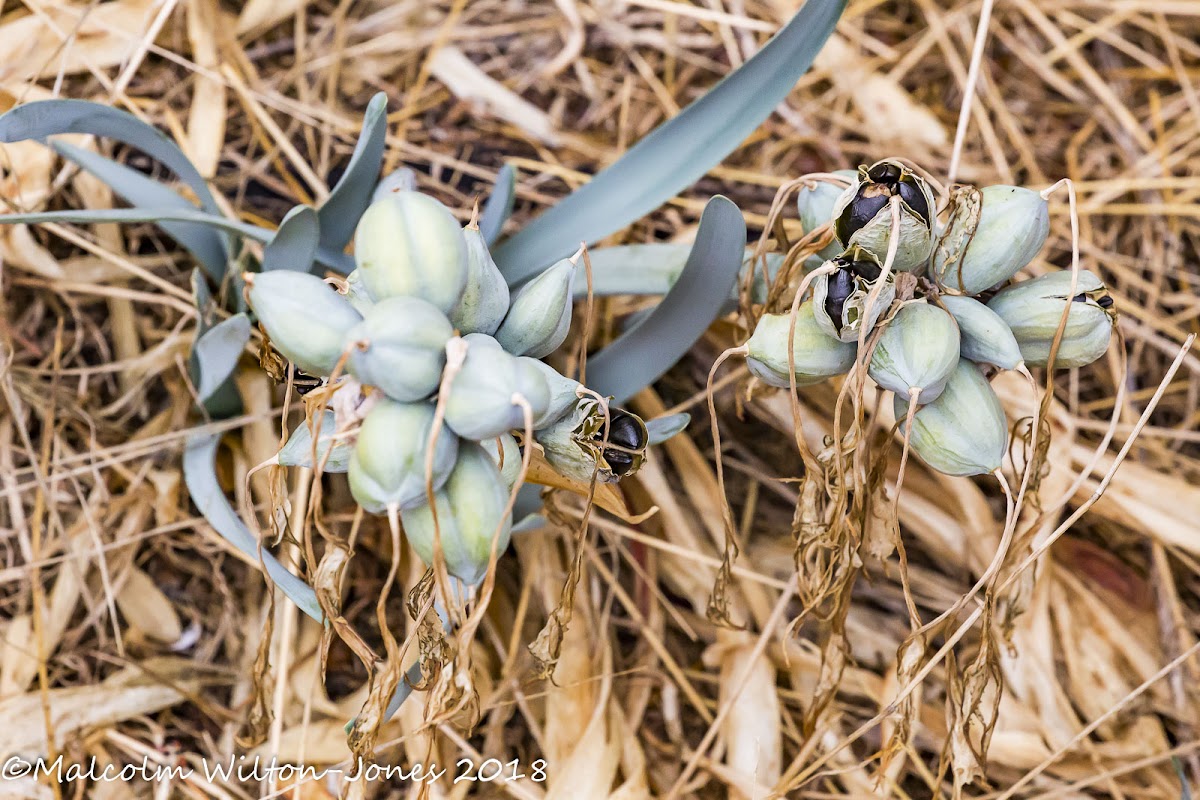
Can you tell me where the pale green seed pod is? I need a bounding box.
[344,269,375,315]
[401,441,513,585]
[939,295,1023,370]
[797,169,858,261]
[831,160,936,273]
[450,226,510,335]
[745,302,858,388]
[348,399,459,513]
[353,191,468,313]
[277,410,353,472]
[495,258,574,357]
[443,334,551,440]
[932,185,1049,295]
[345,296,453,401]
[247,271,363,375]
[894,359,1008,477]
[520,357,582,428]
[534,399,647,484]
[811,248,897,343]
[869,303,960,401]
[482,432,522,491]
[986,270,1115,368]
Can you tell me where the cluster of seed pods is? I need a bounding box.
[245,190,648,585]
[747,159,1118,476]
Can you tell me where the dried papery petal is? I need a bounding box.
[443,334,551,440]
[345,296,453,402]
[940,294,1023,370]
[933,185,1049,295]
[450,225,510,335]
[745,302,857,387]
[797,169,858,261]
[348,399,459,513]
[831,159,935,272]
[986,270,1115,368]
[495,257,575,357]
[246,270,363,375]
[895,359,1008,477]
[401,442,513,585]
[869,302,960,401]
[353,191,469,312]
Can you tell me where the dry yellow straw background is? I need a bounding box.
[1,1,1199,798]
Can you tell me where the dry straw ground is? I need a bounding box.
[1,0,1199,798]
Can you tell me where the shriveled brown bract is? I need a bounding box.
[1,1,1198,798]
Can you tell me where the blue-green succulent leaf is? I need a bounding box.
[586,196,746,404]
[264,205,319,272]
[480,163,516,246]
[318,93,388,252]
[0,99,222,212]
[50,140,228,279]
[0,207,355,273]
[193,313,250,402]
[183,433,324,622]
[491,0,845,283]
[645,413,691,444]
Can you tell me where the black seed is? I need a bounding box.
[867,162,903,185]
[897,177,931,225]
[1072,293,1087,303]
[288,365,322,395]
[824,269,855,334]
[835,191,889,244]
[1097,295,1114,309]
[594,409,647,477]
[849,258,881,282]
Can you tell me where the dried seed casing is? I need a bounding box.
[811,247,896,343]
[830,159,936,273]
[246,270,363,375]
[986,270,1115,368]
[401,441,513,585]
[345,296,453,402]
[533,398,648,483]
[745,302,858,388]
[894,359,1008,477]
[353,191,469,313]
[348,399,459,513]
[932,184,1049,295]
[868,302,960,402]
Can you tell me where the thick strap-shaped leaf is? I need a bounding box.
[263,205,319,272]
[645,412,691,444]
[0,207,356,274]
[51,140,228,279]
[183,433,324,622]
[0,99,222,213]
[480,163,516,246]
[192,313,250,402]
[492,0,844,284]
[585,196,746,404]
[318,93,387,252]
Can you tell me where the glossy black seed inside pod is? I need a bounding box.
[1097,294,1114,309]
[896,176,931,224]
[867,162,904,185]
[824,265,857,335]
[594,409,647,477]
[835,190,889,244]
